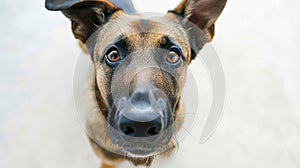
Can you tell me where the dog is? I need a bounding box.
[45,0,227,167]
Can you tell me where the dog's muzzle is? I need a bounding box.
[115,87,167,138]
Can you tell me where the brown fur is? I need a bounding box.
[45,0,227,167]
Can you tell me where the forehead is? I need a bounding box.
[95,13,190,51]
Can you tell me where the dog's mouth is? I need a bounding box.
[106,89,177,156]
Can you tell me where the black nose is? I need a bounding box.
[116,88,165,137]
[118,115,162,137]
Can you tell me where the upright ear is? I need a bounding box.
[45,0,121,44]
[170,0,227,58]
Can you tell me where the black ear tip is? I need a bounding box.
[45,2,56,10]
[45,0,62,11]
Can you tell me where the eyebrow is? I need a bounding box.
[160,36,182,50]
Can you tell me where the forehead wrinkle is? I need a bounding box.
[125,32,167,50]
[131,19,157,32]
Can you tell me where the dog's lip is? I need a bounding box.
[111,136,168,156]
[122,149,158,158]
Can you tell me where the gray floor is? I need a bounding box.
[1,0,300,167]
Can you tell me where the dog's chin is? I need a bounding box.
[125,154,155,167]
[119,137,176,166]
[115,139,171,166]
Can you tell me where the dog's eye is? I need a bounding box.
[105,46,121,65]
[166,47,181,64]
[107,50,120,62]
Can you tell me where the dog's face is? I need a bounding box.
[93,15,191,156]
[46,0,226,158]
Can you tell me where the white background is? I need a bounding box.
[1,0,300,167]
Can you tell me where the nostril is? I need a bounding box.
[124,126,135,135]
[120,124,135,136]
[146,126,161,136]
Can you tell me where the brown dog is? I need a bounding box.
[45,0,227,167]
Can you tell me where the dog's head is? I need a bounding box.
[46,0,226,158]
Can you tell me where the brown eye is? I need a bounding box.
[107,50,120,62]
[166,50,180,64]
[106,48,121,63]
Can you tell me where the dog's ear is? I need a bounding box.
[171,0,227,58]
[45,0,120,43]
